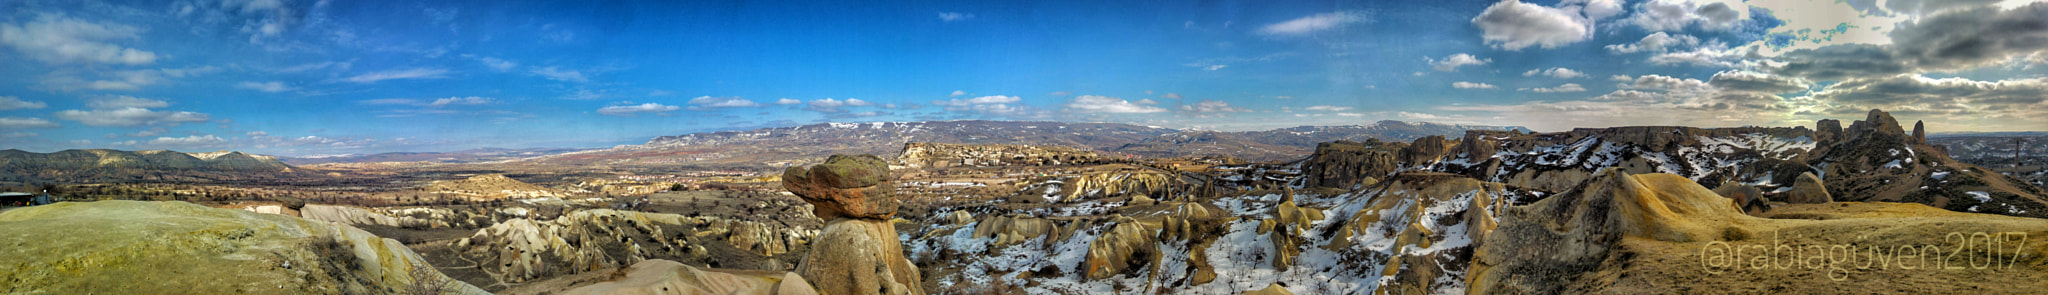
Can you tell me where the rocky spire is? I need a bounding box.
[1912,120,1926,144]
[783,154,926,295]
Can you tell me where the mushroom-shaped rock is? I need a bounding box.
[795,218,925,295]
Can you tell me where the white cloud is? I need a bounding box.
[1428,53,1491,72]
[275,61,349,73]
[597,103,679,116]
[462,55,517,71]
[1565,0,1627,20]
[0,117,61,128]
[344,68,450,83]
[429,96,495,106]
[1305,105,1352,111]
[933,95,1021,106]
[805,98,873,112]
[236,81,294,92]
[2,132,35,138]
[54,107,210,126]
[950,90,966,97]
[1472,0,1592,50]
[775,98,802,105]
[88,96,169,109]
[0,14,158,65]
[1626,0,1750,32]
[686,96,763,110]
[0,96,46,110]
[530,66,588,83]
[1336,112,1365,117]
[1398,112,1448,120]
[1605,32,1701,54]
[1161,93,1184,99]
[1180,100,1248,116]
[1521,67,1587,79]
[143,135,227,148]
[1452,81,1498,89]
[246,131,268,137]
[1519,83,1589,93]
[44,66,219,91]
[939,12,974,22]
[1063,95,1168,113]
[1259,11,1370,36]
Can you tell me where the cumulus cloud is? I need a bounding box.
[1519,83,1588,93]
[236,81,294,92]
[596,103,679,116]
[343,68,450,83]
[930,95,1042,118]
[1626,0,1749,32]
[530,66,588,83]
[939,12,974,22]
[1707,71,1809,94]
[0,117,61,128]
[1063,95,1167,113]
[1398,112,1448,120]
[686,96,763,110]
[1522,67,1586,79]
[1472,0,1592,50]
[1884,3,2048,73]
[89,96,169,109]
[1605,32,1701,54]
[1428,53,1491,72]
[950,90,966,97]
[145,135,227,147]
[1814,75,2048,108]
[1305,105,1353,111]
[774,98,802,105]
[55,107,210,126]
[0,14,158,65]
[1258,11,1370,36]
[1452,82,1498,89]
[0,96,47,110]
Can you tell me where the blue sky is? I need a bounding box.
[1,0,2045,156]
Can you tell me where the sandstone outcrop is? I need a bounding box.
[783,154,925,295]
[1472,168,2048,293]
[1710,180,1769,215]
[896,142,1098,168]
[799,219,923,295]
[1300,140,1400,189]
[427,174,567,199]
[783,154,899,220]
[0,200,486,294]
[456,209,814,284]
[561,259,816,295]
[1779,172,1832,204]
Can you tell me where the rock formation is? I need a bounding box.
[456,209,815,284]
[1710,180,1770,215]
[0,200,486,294]
[427,174,567,199]
[782,154,925,295]
[1300,140,1401,189]
[1779,172,1833,203]
[896,142,1098,168]
[560,259,816,295]
[0,149,296,182]
[1911,120,1926,144]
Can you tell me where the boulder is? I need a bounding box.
[560,259,816,295]
[1241,283,1294,295]
[783,154,900,220]
[1779,172,1832,204]
[795,219,924,295]
[0,200,487,295]
[1911,120,1926,144]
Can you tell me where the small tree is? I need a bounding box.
[405,260,452,295]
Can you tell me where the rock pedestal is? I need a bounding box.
[783,154,925,295]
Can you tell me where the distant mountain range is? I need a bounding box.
[0,149,296,183]
[279,147,594,165]
[526,120,1530,166]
